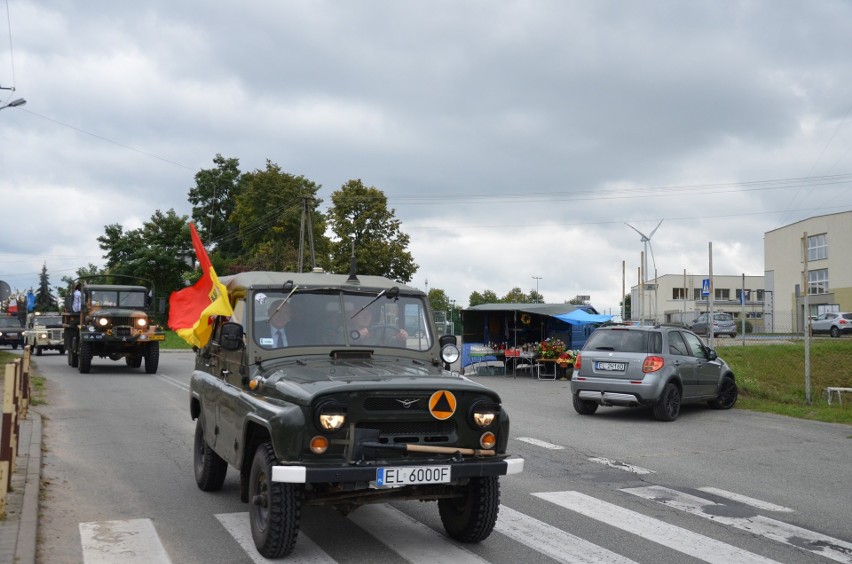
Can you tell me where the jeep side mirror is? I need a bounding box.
[220,322,244,351]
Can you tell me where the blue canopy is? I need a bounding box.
[554,309,613,326]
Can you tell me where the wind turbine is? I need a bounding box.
[626,219,663,322]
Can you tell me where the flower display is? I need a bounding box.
[556,350,577,367]
[536,337,566,359]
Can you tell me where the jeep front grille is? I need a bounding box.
[363,396,431,412]
[113,327,132,337]
[356,420,456,444]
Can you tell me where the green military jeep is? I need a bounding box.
[190,270,523,558]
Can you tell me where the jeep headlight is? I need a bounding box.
[136,318,148,328]
[469,400,500,429]
[97,317,109,327]
[440,343,460,365]
[316,402,347,432]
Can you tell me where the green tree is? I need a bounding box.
[469,290,499,307]
[97,209,194,311]
[502,287,528,303]
[230,161,329,272]
[327,179,417,282]
[528,289,544,303]
[622,294,631,319]
[35,263,58,312]
[188,154,244,259]
[60,264,103,298]
[427,288,450,318]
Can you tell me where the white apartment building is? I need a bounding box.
[631,274,766,330]
[764,210,852,332]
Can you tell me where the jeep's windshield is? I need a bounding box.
[252,289,433,351]
[35,316,62,326]
[0,317,21,328]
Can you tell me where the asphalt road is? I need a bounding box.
[31,351,852,563]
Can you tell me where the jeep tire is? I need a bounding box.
[249,443,301,559]
[35,346,42,356]
[438,476,500,543]
[144,342,159,374]
[193,418,227,491]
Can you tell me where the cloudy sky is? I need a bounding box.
[2,1,852,313]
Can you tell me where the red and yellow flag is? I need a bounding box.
[168,223,233,348]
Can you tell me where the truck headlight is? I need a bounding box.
[136,318,148,327]
[469,400,500,429]
[98,317,109,327]
[316,401,347,432]
[440,344,460,365]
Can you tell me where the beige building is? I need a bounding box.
[764,210,852,332]
[631,274,766,330]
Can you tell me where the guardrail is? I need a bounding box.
[0,345,31,518]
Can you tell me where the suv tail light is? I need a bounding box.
[574,353,582,370]
[643,356,664,373]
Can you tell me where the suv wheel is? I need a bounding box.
[652,382,681,421]
[249,443,301,559]
[572,394,598,415]
[709,376,738,410]
[193,418,227,491]
[830,326,840,338]
[438,476,500,543]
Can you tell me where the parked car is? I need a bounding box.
[0,315,24,349]
[690,312,737,338]
[810,311,852,338]
[570,324,738,421]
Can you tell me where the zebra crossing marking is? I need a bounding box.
[516,437,565,449]
[495,505,637,563]
[79,519,171,564]
[697,486,794,513]
[346,504,489,563]
[215,512,335,563]
[624,485,852,563]
[534,490,780,564]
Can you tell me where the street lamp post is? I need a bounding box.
[532,276,542,302]
[0,98,26,111]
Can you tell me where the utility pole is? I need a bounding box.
[532,276,542,302]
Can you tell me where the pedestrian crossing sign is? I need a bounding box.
[702,279,710,297]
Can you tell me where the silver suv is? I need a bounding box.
[570,324,738,421]
[810,311,852,338]
[690,312,737,338]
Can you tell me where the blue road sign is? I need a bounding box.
[702,278,710,297]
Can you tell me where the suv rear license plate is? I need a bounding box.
[595,361,626,371]
[375,465,451,487]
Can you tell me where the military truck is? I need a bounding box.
[63,282,164,374]
[24,311,65,355]
[190,270,524,558]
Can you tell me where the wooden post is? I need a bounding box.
[1,361,21,518]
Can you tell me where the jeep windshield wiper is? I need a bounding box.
[350,286,399,319]
[270,284,299,316]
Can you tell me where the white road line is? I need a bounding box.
[347,504,489,563]
[697,487,794,513]
[215,512,336,563]
[155,373,189,392]
[534,491,780,564]
[495,505,637,564]
[624,485,852,563]
[80,519,171,564]
[588,457,654,475]
[516,437,565,449]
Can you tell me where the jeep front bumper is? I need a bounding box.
[272,457,524,484]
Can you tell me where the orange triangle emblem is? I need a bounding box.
[429,390,457,420]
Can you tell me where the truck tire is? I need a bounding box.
[36,346,42,356]
[126,355,142,368]
[144,342,159,374]
[194,418,227,491]
[58,346,64,355]
[249,443,301,559]
[439,476,500,543]
[78,342,92,373]
[69,337,79,368]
